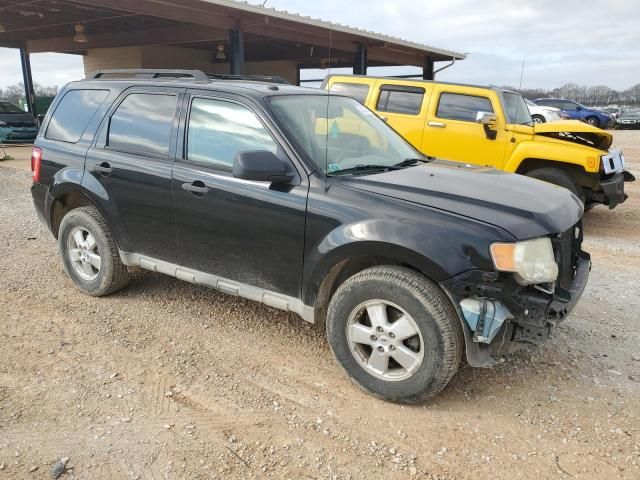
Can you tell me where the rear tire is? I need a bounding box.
[532,114,545,124]
[58,206,129,296]
[526,167,585,204]
[326,266,463,404]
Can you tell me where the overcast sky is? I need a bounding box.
[1,0,638,91]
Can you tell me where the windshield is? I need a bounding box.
[0,102,26,114]
[268,94,420,175]
[525,99,536,107]
[503,92,533,126]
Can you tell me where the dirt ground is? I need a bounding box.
[0,132,639,480]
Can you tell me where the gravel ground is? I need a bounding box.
[0,131,639,479]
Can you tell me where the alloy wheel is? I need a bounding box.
[346,300,424,381]
[67,226,101,281]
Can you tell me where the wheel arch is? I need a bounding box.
[48,181,124,252]
[305,239,470,329]
[515,158,595,189]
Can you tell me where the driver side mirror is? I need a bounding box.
[476,111,498,140]
[233,150,294,183]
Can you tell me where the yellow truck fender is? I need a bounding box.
[505,140,600,175]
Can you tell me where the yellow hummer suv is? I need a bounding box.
[323,75,634,209]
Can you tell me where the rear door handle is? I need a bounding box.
[181,181,209,196]
[428,121,446,128]
[95,162,113,175]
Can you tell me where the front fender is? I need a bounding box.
[505,139,600,174]
[302,216,508,306]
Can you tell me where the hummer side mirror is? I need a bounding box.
[476,111,498,140]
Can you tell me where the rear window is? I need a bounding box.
[329,82,370,104]
[46,89,109,143]
[436,93,494,122]
[108,93,177,157]
[376,86,425,115]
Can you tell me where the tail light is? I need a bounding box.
[31,146,42,183]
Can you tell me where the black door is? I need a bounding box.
[172,94,308,298]
[85,87,183,262]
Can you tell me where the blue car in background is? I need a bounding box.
[533,98,613,129]
[0,101,39,144]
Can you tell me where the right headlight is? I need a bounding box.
[490,237,558,285]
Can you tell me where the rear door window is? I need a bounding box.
[108,93,177,157]
[436,92,494,122]
[186,97,278,170]
[376,86,425,115]
[329,82,370,105]
[46,89,109,143]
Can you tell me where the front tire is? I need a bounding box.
[526,167,585,204]
[58,206,129,296]
[326,266,463,404]
[586,116,599,128]
[532,114,545,124]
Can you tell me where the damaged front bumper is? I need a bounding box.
[590,170,635,209]
[441,251,591,367]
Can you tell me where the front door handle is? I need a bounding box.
[428,121,447,128]
[95,162,113,175]
[181,181,209,196]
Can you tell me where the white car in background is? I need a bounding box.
[525,99,565,124]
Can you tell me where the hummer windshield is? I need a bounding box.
[503,91,533,126]
[269,94,422,175]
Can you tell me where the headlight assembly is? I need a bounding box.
[490,237,558,285]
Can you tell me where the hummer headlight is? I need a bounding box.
[490,237,558,285]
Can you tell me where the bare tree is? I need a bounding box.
[0,83,60,106]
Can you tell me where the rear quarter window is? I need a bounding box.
[45,89,110,143]
[329,82,370,105]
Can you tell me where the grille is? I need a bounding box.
[552,222,582,291]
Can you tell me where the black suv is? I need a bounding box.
[31,69,590,403]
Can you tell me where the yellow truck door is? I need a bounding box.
[422,87,507,168]
[369,80,430,151]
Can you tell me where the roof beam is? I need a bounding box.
[27,24,228,53]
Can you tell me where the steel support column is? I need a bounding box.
[229,28,244,75]
[19,46,37,118]
[353,43,368,75]
[422,56,435,80]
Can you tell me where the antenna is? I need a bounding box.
[324,22,333,181]
[512,59,527,127]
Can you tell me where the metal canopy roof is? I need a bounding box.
[0,0,465,67]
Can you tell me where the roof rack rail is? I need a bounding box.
[206,73,290,85]
[88,69,210,83]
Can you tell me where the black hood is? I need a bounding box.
[342,160,583,239]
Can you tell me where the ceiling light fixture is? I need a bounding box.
[215,44,226,60]
[73,24,87,43]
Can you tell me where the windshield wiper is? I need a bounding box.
[328,164,400,176]
[394,157,432,167]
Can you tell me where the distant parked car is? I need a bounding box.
[616,108,640,129]
[524,98,565,123]
[601,106,623,119]
[533,98,613,128]
[0,101,39,143]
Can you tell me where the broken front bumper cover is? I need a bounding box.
[442,251,591,367]
[591,171,635,209]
